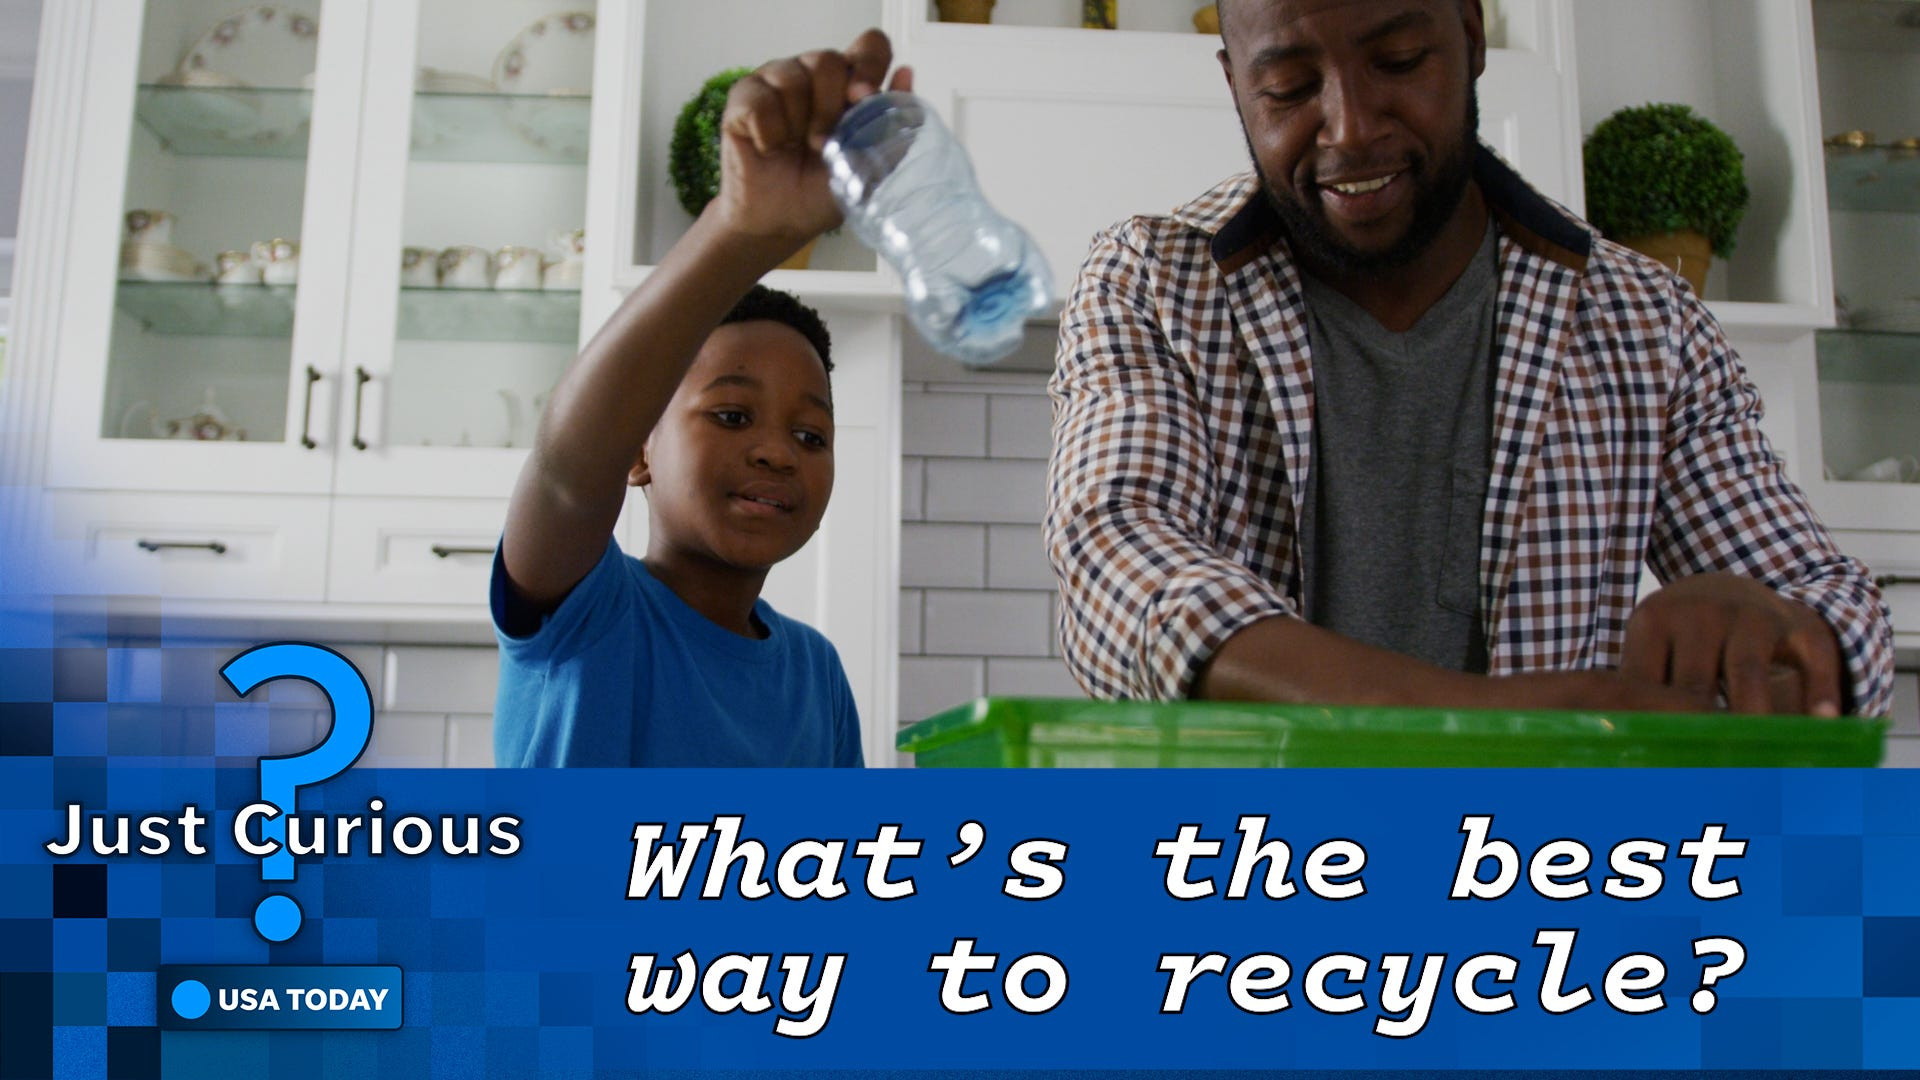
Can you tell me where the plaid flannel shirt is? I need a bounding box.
[1045,147,1895,716]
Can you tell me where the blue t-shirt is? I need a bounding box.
[491,539,864,767]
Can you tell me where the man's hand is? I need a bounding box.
[710,29,912,254]
[1621,572,1845,717]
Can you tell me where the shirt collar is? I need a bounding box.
[1185,144,1594,275]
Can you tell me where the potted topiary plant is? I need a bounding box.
[1583,103,1750,295]
[669,65,820,270]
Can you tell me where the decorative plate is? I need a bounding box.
[172,6,320,90]
[493,11,595,97]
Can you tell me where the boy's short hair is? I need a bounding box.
[719,285,833,374]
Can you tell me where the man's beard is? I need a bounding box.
[1251,84,1479,278]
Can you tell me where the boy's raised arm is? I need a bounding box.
[501,30,911,611]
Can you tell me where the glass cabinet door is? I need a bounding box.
[46,0,368,495]
[331,0,596,499]
[1812,0,1920,517]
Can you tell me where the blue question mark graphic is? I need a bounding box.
[220,643,374,943]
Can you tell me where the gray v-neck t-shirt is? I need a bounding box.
[1297,225,1499,673]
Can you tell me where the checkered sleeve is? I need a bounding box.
[1646,294,1896,716]
[1045,222,1297,700]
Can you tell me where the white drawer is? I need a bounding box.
[41,492,329,601]
[327,497,507,606]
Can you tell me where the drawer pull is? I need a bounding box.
[137,539,229,555]
[431,544,495,559]
[351,367,371,451]
[1876,574,1917,588]
[298,366,321,449]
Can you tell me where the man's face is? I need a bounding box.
[635,320,835,573]
[1217,0,1485,275]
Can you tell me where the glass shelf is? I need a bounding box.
[116,283,582,344]
[396,287,581,344]
[1826,146,1920,213]
[412,92,591,165]
[135,85,591,164]
[135,85,314,158]
[116,282,297,338]
[1817,329,1920,384]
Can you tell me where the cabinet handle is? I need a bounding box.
[298,366,321,449]
[351,366,371,451]
[431,545,495,559]
[137,539,229,555]
[1876,574,1916,588]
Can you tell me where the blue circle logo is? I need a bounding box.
[171,979,211,1020]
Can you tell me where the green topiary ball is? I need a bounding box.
[1583,103,1750,258]
[669,66,755,220]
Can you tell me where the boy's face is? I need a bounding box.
[633,320,835,573]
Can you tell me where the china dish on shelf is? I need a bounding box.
[169,6,320,90]
[119,241,208,283]
[493,12,595,97]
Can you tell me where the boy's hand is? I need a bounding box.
[712,29,912,255]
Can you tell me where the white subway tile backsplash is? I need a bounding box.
[903,389,988,457]
[988,524,1055,590]
[902,457,925,522]
[988,394,1056,460]
[445,713,496,768]
[923,590,1054,657]
[1049,595,1065,658]
[1892,672,1918,736]
[986,657,1085,699]
[369,710,448,768]
[925,459,1047,523]
[1884,735,1920,768]
[383,646,498,714]
[899,657,985,726]
[901,590,924,655]
[902,524,988,588]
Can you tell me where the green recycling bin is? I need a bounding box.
[896,698,1888,768]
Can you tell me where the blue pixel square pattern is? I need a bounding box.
[1782,834,1863,915]
[1864,917,1920,996]
[1865,836,1920,915]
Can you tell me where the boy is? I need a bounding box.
[491,31,910,766]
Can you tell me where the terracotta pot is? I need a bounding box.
[935,0,995,23]
[1192,4,1219,33]
[777,236,819,272]
[1618,229,1712,295]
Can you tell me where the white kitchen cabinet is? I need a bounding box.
[1570,0,1918,650]
[6,0,902,756]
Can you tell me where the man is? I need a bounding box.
[1044,0,1894,715]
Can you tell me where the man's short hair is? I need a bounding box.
[719,284,833,373]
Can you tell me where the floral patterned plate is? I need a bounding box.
[492,11,595,98]
[171,6,320,90]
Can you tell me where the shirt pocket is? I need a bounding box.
[1438,465,1487,617]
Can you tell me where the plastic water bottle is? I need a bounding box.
[823,92,1052,366]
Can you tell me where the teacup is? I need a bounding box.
[550,228,586,260]
[494,245,544,291]
[400,247,440,288]
[125,209,176,246]
[544,228,585,290]
[437,245,494,289]
[1847,455,1920,484]
[214,250,259,285]
[251,238,300,286]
